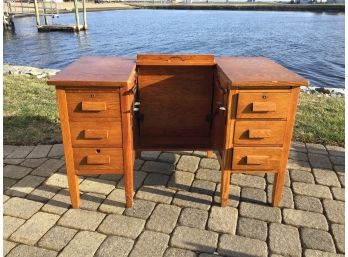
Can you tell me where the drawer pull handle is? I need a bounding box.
[84,130,108,139]
[81,101,106,111]
[252,102,276,112]
[246,155,269,165]
[87,155,110,165]
[249,129,271,139]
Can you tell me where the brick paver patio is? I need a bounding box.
[3,142,345,257]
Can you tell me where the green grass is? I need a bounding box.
[294,93,344,147]
[3,75,345,146]
[4,75,61,145]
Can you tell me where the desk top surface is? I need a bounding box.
[48,56,136,87]
[48,55,308,87]
[216,57,309,87]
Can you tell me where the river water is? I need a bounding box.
[4,10,345,88]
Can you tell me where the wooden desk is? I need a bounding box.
[48,54,308,209]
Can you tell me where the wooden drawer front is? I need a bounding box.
[232,147,282,171]
[234,121,287,145]
[236,92,290,119]
[70,121,122,147]
[66,91,120,119]
[73,148,123,172]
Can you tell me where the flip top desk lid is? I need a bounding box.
[48,56,136,87]
[216,57,309,88]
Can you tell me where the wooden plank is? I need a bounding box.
[216,57,309,88]
[48,57,136,87]
[137,54,215,66]
[137,66,213,139]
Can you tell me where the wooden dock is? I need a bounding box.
[4,0,87,32]
[38,24,84,32]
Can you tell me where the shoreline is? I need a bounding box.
[3,64,344,97]
[128,3,345,12]
[8,2,345,15]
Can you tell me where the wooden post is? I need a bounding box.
[33,0,40,26]
[73,0,80,32]
[42,1,48,25]
[82,0,87,30]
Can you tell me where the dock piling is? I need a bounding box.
[82,0,87,30]
[73,0,80,32]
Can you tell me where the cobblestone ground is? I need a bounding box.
[3,142,345,257]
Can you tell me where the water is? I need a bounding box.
[4,10,345,88]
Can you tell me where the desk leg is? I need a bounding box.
[124,161,134,208]
[56,88,80,208]
[272,169,285,207]
[67,167,80,208]
[120,86,134,208]
[220,170,231,207]
[207,150,213,158]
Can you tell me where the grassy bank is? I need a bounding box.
[4,75,345,146]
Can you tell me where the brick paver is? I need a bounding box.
[178,207,208,229]
[95,236,134,257]
[331,224,345,253]
[129,231,169,257]
[323,199,345,224]
[2,143,345,257]
[283,209,328,230]
[59,231,106,257]
[300,228,336,253]
[10,212,59,245]
[236,217,267,241]
[57,209,106,231]
[207,206,238,234]
[146,204,181,234]
[218,234,268,257]
[4,165,32,179]
[124,199,156,219]
[171,226,218,253]
[38,226,77,251]
[98,214,145,239]
[269,223,302,257]
[239,202,282,223]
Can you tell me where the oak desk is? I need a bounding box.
[48,54,308,208]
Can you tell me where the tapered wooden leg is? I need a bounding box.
[124,168,134,208]
[67,171,80,208]
[56,88,80,209]
[220,170,231,207]
[207,150,213,158]
[272,169,285,207]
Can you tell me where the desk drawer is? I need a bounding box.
[234,121,286,145]
[236,92,290,119]
[73,148,123,173]
[66,91,120,119]
[232,147,282,171]
[70,121,122,147]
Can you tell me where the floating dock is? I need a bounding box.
[38,24,83,32]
